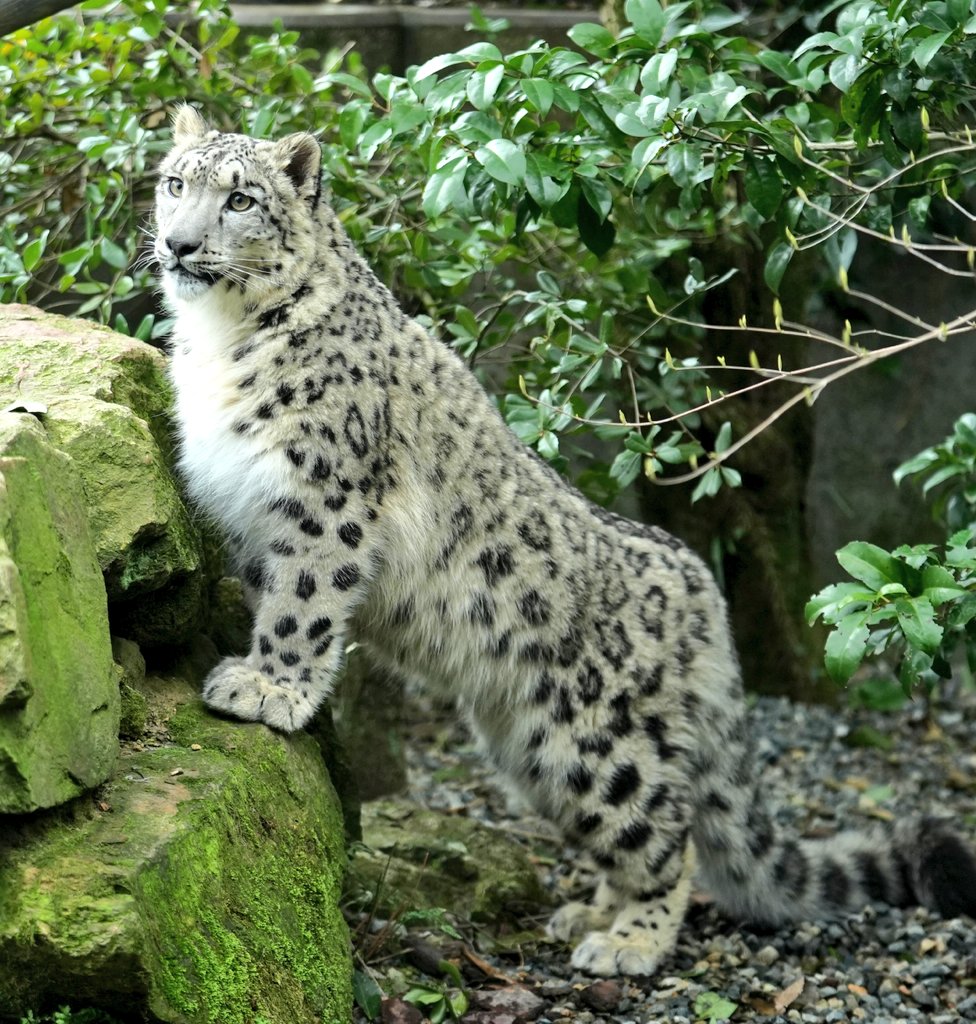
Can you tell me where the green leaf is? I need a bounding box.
[893,449,939,485]
[625,0,666,45]
[78,134,110,154]
[404,987,445,1006]
[474,139,526,186]
[763,240,793,294]
[580,177,612,222]
[610,448,643,487]
[824,612,871,684]
[744,157,782,220]
[352,971,383,1021]
[921,564,968,606]
[319,71,373,100]
[898,645,933,691]
[666,143,702,188]
[757,50,802,84]
[693,991,738,1022]
[389,99,428,136]
[423,156,469,219]
[414,42,502,81]
[577,192,615,256]
[538,430,559,460]
[691,466,723,503]
[890,100,923,152]
[894,596,943,654]
[358,120,393,160]
[99,238,129,270]
[863,783,895,804]
[836,541,900,590]
[640,49,678,93]
[525,154,569,209]
[828,53,861,93]
[921,464,964,495]
[23,237,45,273]
[566,22,615,56]
[613,95,669,137]
[714,421,733,454]
[521,78,555,116]
[450,990,469,1017]
[338,104,367,151]
[805,582,875,624]
[914,30,951,71]
[466,63,504,110]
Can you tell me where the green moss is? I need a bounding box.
[0,415,119,813]
[347,799,550,926]
[0,682,352,1023]
[112,637,149,740]
[134,712,351,1024]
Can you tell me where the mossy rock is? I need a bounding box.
[42,396,205,647]
[0,303,173,451]
[0,306,209,647]
[347,798,551,925]
[0,675,353,1024]
[0,413,118,813]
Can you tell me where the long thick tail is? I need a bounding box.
[689,734,976,924]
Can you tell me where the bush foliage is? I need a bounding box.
[809,414,976,693]
[4,0,976,505]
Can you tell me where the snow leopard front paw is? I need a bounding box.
[547,901,609,941]
[570,929,665,977]
[202,657,315,732]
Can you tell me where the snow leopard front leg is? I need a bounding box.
[204,496,376,733]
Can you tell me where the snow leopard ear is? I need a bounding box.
[274,132,322,202]
[172,105,208,144]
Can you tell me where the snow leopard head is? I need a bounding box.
[154,106,321,305]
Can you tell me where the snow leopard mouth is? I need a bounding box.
[170,263,222,287]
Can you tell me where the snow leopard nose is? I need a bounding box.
[165,236,202,259]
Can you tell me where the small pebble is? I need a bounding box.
[755,944,780,966]
[579,980,622,1013]
[380,998,423,1024]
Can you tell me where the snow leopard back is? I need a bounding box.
[155,108,976,977]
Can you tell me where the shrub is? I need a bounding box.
[3,0,976,504]
[808,413,976,692]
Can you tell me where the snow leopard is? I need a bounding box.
[154,105,976,977]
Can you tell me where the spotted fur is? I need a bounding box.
[155,107,976,977]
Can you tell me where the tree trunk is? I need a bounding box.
[0,0,76,36]
[641,230,835,702]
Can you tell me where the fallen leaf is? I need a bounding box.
[744,976,806,1016]
[923,721,943,742]
[461,946,515,983]
[775,977,805,1012]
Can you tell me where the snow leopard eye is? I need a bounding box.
[166,177,183,198]
[227,192,255,212]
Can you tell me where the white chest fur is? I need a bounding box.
[168,296,288,542]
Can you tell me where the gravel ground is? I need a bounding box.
[351,686,976,1024]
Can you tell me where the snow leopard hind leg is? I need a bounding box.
[549,840,698,977]
[532,724,702,977]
